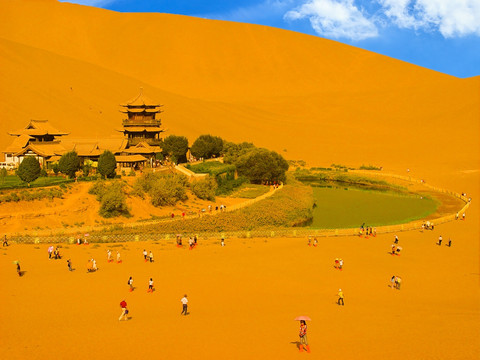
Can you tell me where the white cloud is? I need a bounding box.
[378,0,480,37]
[284,0,378,40]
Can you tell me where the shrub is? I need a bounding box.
[190,134,224,159]
[88,180,108,201]
[235,148,289,184]
[150,176,188,206]
[223,141,255,164]
[191,177,217,201]
[99,184,130,218]
[17,156,41,185]
[0,168,8,184]
[59,151,81,178]
[97,150,117,179]
[52,163,60,175]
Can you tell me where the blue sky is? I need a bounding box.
[61,0,480,78]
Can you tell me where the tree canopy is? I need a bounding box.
[97,150,117,179]
[235,148,289,184]
[162,135,189,164]
[190,134,224,159]
[58,151,81,178]
[17,156,41,184]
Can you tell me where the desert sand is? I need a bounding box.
[0,0,479,359]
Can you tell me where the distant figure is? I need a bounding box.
[421,224,425,232]
[189,237,194,250]
[313,237,318,247]
[2,235,8,247]
[334,258,339,269]
[16,262,22,277]
[395,246,402,256]
[92,258,97,271]
[308,236,312,246]
[337,289,344,306]
[119,300,128,321]
[194,235,198,246]
[339,258,344,270]
[455,213,459,220]
[395,276,402,290]
[394,235,399,244]
[298,320,310,353]
[437,236,443,246]
[149,251,154,263]
[128,276,134,292]
[48,246,53,259]
[391,244,396,255]
[447,238,452,247]
[221,238,225,247]
[116,251,122,263]
[181,294,188,315]
[171,213,175,219]
[373,227,377,237]
[148,278,154,293]
[107,249,112,262]
[143,249,148,262]
[462,213,466,220]
[390,276,396,289]
[67,259,73,271]
[76,238,82,245]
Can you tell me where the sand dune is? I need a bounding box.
[0,1,478,359]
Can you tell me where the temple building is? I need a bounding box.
[2,90,164,171]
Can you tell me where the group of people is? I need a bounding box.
[455,212,466,221]
[176,235,198,249]
[436,235,452,247]
[118,294,189,321]
[307,236,318,247]
[334,258,344,270]
[48,246,61,260]
[142,249,155,262]
[422,221,435,231]
[76,237,89,245]
[390,276,402,290]
[106,249,122,263]
[87,258,98,272]
[359,225,376,237]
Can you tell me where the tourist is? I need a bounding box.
[15,261,21,277]
[455,213,459,220]
[447,238,452,247]
[339,258,344,270]
[54,247,60,260]
[171,213,175,219]
[298,320,310,353]
[107,249,112,262]
[128,276,134,292]
[462,213,466,220]
[390,276,396,289]
[149,251,154,263]
[143,249,148,262]
[437,236,443,246]
[221,238,225,247]
[394,235,399,244]
[313,237,318,247]
[67,259,73,271]
[119,300,128,321]
[421,224,425,232]
[395,276,402,290]
[194,235,198,247]
[116,251,122,263]
[181,294,188,315]
[92,258,97,271]
[334,258,339,269]
[391,244,396,255]
[373,227,377,237]
[76,237,82,245]
[48,246,53,259]
[396,246,402,256]
[2,235,8,247]
[308,236,312,246]
[189,237,194,250]
[337,289,344,306]
[148,278,154,293]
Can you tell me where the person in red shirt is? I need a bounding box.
[299,320,310,353]
[119,300,128,321]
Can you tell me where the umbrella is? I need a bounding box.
[294,316,311,321]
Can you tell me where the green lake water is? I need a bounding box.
[308,184,439,229]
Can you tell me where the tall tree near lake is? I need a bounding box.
[17,156,41,185]
[162,135,189,164]
[190,134,224,159]
[97,150,117,179]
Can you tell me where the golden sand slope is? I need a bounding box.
[0,0,479,171]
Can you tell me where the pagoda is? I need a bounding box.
[118,89,164,147]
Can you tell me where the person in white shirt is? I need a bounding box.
[181,295,188,315]
[143,249,148,262]
[148,278,154,293]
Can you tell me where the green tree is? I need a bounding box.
[162,135,189,164]
[0,168,7,184]
[52,163,60,175]
[190,134,224,159]
[17,156,41,185]
[150,175,188,206]
[223,141,255,164]
[99,183,130,218]
[235,148,289,184]
[58,151,81,178]
[191,177,217,201]
[97,150,117,179]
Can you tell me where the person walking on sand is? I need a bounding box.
[298,320,310,353]
[221,238,225,247]
[394,235,399,244]
[92,258,97,271]
[391,244,397,255]
[339,258,344,270]
[337,289,344,306]
[447,238,452,247]
[390,276,396,289]
[313,237,318,247]
[334,258,339,269]
[181,294,188,315]
[67,259,73,271]
[16,261,21,277]
[149,251,154,263]
[395,276,402,290]
[119,300,128,321]
[128,276,134,292]
[116,251,122,263]
[437,235,443,246]
[148,278,154,293]
[107,249,112,263]
[143,249,148,262]
[462,212,466,220]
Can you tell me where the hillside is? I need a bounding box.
[0,0,478,172]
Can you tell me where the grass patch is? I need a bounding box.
[186,161,235,176]
[229,184,270,198]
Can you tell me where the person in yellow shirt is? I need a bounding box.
[337,289,344,306]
